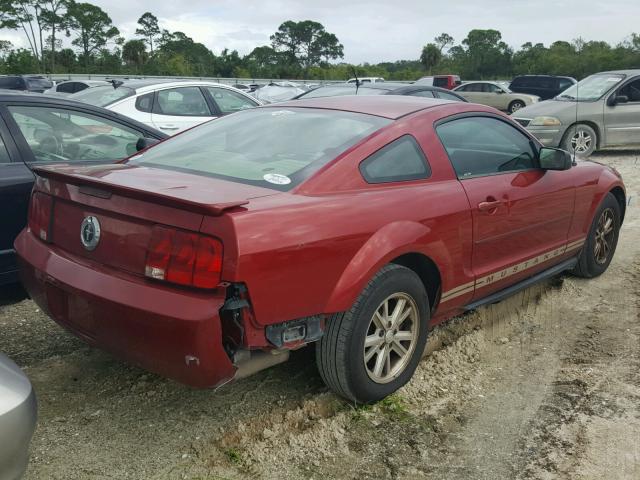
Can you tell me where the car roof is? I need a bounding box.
[114,79,242,93]
[274,95,452,120]
[593,69,640,76]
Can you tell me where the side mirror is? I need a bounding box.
[136,137,160,151]
[539,147,572,171]
[496,90,504,94]
[608,94,629,106]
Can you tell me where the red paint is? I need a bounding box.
[15,97,625,388]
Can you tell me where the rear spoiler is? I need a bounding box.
[32,167,249,216]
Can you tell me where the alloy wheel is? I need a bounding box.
[594,208,615,265]
[363,293,419,384]
[571,129,592,154]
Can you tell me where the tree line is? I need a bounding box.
[1,1,639,81]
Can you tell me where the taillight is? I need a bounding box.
[145,225,223,289]
[28,192,53,242]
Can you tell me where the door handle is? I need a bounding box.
[478,199,503,212]
[159,125,179,130]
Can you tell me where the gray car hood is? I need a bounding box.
[514,99,581,119]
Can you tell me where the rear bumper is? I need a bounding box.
[14,230,236,388]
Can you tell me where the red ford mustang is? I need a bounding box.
[15,96,624,403]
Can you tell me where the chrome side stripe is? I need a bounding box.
[440,238,586,302]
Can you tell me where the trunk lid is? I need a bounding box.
[33,163,277,276]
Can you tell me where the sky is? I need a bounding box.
[2,0,640,63]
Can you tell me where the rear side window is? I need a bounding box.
[155,87,210,116]
[56,82,77,93]
[136,92,154,112]
[360,135,430,184]
[436,116,536,178]
[0,77,22,89]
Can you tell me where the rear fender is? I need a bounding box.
[323,221,432,312]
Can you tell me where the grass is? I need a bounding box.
[223,447,243,465]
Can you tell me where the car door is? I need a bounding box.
[151,86,214,134]
[457,83,484,103]
[603,76,640,146]
[0,112,33,284]
[202,86,258,115]
[435,115,575,300]
[484,83,509,110]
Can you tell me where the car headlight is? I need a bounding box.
[529,116,561,127]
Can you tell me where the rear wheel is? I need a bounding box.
[316,264,429,403]
[562,124,597,157]
[572,193,621,278]
[508,100,526,114]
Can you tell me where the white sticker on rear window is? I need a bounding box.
[607,77,622,82]
[263,173,291,185]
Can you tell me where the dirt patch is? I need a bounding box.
[1,151,639,480]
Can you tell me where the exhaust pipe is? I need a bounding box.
[233,349,290,380]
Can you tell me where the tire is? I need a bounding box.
[508,100,526,114]
[316,264,429,403]
[562,123,597,157]
[572,192,621,278]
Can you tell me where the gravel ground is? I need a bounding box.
[1,151,639,480]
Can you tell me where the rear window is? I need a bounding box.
[129,107,391,190]
[71,85,135,107]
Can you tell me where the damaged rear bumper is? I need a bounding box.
[15,230,236,388]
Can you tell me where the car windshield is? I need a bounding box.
[70,85,135,106]
[300,86,388,99]
[556,74,625,101]
[128,107,390,190]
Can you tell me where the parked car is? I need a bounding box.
[453,81,540,113]
[253,83,306,104]
[0,75,53,93]
[16,96,624,403]
[0,91,167,286]
[414,76,434,86]
[513,69,640,156]
[347,77,385,84]
[294,83,468,102]
[509,75,577,100]
[232,83,253,94]
[69,80,260,134]
[433,75,462,90]
[0,352,37,480]
[44,79,110,96]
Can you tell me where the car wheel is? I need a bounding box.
[572,193,621,278]
[316,264,429,403]
[508,100,526,114]
[562,124,597,157]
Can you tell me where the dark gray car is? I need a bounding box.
[0,353,37,480]
[513,69,640,156]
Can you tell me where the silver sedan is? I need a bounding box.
[0,353,37,480]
